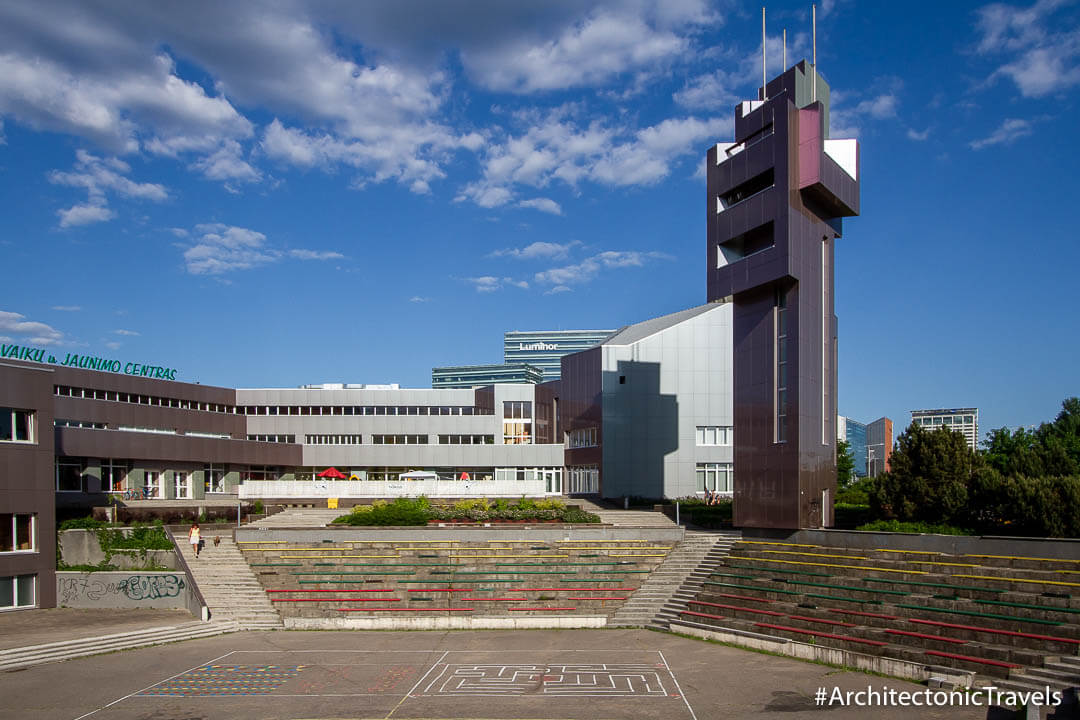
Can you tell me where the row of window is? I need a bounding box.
[1,408,34,443]
[566,427,598,449]
[372,434,428,445]
[0,514,34,553]
[54,385,499,417]
[916,415,975,426]
[1,574,35,609]
[56,385,233,413]
[306,434,363,445]
[56,460,279,493]
[439,435,495,445]
[246,434,296,443]
[695,426,733,446]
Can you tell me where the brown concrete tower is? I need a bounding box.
[707,60,859,529]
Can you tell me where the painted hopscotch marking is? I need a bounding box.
[419,663,668,697]
[137,663,306,697]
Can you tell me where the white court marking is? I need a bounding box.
[71,648,696,719]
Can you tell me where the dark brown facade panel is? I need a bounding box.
[0,362,57,608]
[56,427,303,466]
[50,365,236,406]
[53,397,247,437]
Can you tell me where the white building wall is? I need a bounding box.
[600,303,734,499]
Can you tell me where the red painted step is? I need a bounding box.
[752,622,889,647]
[924,650,1020,669]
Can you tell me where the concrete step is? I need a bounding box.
[1017,667,1080,684]
[0,622,237,671]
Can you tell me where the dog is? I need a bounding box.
[213,536,221,547]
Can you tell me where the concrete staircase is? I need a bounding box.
[0,621,237,671]
[609,531,739,628]
[249,507,343,528]
[982,656,1080,709]
[177,535,283,629]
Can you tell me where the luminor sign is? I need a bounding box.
[518,342,558,351]
[1,344,179,381]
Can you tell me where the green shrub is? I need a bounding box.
[833,503,872,529]
[856,519,971,536]
[689,502,733,528]
[333,497,430,526]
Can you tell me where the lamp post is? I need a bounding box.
[867,443,886,477]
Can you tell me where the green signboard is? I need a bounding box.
[0,344,178,381]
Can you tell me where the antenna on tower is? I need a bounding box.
[812,4,817,102]
[783,28,787,70]
[761,7,767,100]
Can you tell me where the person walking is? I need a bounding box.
[188,521,202,558]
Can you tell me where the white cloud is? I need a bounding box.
[190,140,261,183]
[289,249,346,261]
[457,107,729,210]
[673,69,740,110]
[113,329,140,336]
[57,202,116,228]
[462,9,692,93]
[49,149,167,227]
[969,117,1033,149]
[544,285,573,295]
[52,305,81,311]
[491,241,579,260]
[517,197,563,215]
[906,128,930,141]
[0,310,64,346]
[182,223,280,275]
[105,341,123,350]
[830,84,902,138]
[534,250,672,285]
[975,0,1080,97]
[464,275,529,293]
[409,296,429,303]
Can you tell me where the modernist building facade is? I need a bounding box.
[866,416,893,477]
[431,363,543,389]
[708,60,859,530]
[837,415,868,480]
[559,304,734,499]
[504,330,615,381]
[911,408,979,450]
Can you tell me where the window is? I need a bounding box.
[174,471,190,499]
[567,465,599,494]
[0,514,35,552]
[54,419,106,430]
[0,575,36,609]
[696,463,733,493]
[775,289,788,443]
[695,426,733,446]
[56,458,85,492]
[0,408,34,443]
[143,471,161,499]
[242,466,279,482]
[566,427,598,449]
[503,401,532,419]
[102,459,129,492]
[246,434,296,443]
[205,465,225,493]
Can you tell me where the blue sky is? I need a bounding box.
[1,0,1078,442]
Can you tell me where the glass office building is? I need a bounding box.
[911,408,979,450]
[504,330,616,381]
[837,415,868,480]
[432,363,543,389]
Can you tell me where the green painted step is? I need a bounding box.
[974,599,1080,614]
[895,603,1062,626]
[783,580,909,597]
[726,563,832,578]
[864,577,1004,594]
[703,581,798,596]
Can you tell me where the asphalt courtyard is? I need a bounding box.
[1,628,993,720]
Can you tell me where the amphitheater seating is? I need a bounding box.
[676,539,1080,682]
[239,538,672,621]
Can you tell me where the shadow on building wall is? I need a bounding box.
[602,360,679,499]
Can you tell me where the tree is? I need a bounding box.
[836,439,856,488]
[870,422,978,525]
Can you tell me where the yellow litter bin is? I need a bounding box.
[327,497,339,509]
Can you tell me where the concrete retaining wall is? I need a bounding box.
[240,478,549,499]
[56,571,195,611]
[791,529,1080,560]
[285,616,608,631]
[672,622,975,688]
[236,525,684,544]
[58,529,178,569]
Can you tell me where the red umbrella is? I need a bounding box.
[317,467,347,479]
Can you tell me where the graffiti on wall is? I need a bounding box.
[59,574,186,604]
